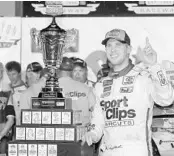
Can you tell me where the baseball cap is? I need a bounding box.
[26,62,43,72]
[71,57,87,69]
[102,29,131,45]
[59,57,74,71]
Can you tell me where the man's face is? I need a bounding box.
[72,66,87,83]
[105,39,130,66]
[7,70,21,85]
[26,70,40,87]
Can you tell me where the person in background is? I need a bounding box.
[0,91,15,154]
[25,62,43,87]
[82,28,174,156]
[5,61,27,125]
[71,57,95,88]
[0,62,10,91]
[58,57,96,125]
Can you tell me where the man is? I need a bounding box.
[82,29,174,156]
[20,57,96,125]
[0,91,15,154]
[5,61,27,125]
[71,57,95,88]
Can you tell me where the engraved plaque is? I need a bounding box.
[38,144,47,156]
[22,111,32,124]
[26,128,35,140]
[52,111,61,124]
[32,111,41,124]
[36,127,45,140]
[16,127,25,140]
[46,128,54,140]
[48,144,57,156]
[8,144,17,156]
[28,144,37,156]
[55,128,64,141]
[62,111,71,124]
[18,144,27,156]
[42,111,51,124]
[65,128,75,141]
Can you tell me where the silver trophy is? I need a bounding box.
[32,16,67,108]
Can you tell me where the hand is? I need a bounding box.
[81,131,96,146]
[132,37,157,66]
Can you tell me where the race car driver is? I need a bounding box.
[82,28,174,156]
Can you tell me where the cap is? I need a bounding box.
[26,62,43,72]
[71,57,87,69]
[59,57,74,71]
[102,29,130,45]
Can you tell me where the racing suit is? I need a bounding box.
[88,62,174,156]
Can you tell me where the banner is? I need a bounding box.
[0,17,21,65]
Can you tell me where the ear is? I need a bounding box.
[127,45,132,54]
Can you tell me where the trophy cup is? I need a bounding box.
[31,16,67,109]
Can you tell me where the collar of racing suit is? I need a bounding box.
[108,59,134,79]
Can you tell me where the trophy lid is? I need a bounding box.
[40,16,66,35]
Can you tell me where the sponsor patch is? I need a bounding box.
[100,92,111,98]
[157,70,167,86]
[122,76,135,85]
[120,87,133,93]
[103,86,111,92]
[103,79,113,87]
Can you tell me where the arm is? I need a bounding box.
[0,105,15,140]
[83,84,105,145]
[147,64,174,106]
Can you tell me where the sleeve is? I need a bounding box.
[5,105,15,117]
[87,83,105,143]
[147,63,174,106]
[87,87,96,112]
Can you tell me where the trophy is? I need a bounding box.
[31,16,67,109]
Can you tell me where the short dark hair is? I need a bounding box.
[26,62,43,73]
[5,61,21,73]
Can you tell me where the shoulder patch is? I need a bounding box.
[103,79,113,87]
[157,70,168,86]
[122,76,135,85]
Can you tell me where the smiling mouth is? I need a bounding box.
[110,54,118,58]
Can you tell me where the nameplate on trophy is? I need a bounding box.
[36,128,45,140]
[42,111,51,124]
[26,128,35,140]
[22,110,32,124]
[52,111,61,124]
[18,144,27,156]
[55,128,64,141]
[8,144,17,156]
[48,144,57,156]
[73,110,82,125]
[46,128,55,140]
[32,111,41,124]
[28,144,37,156]
[65,128,75,141]
[32,98,65,109]
[38,144,47,156]
[62,111,71,124]
[16,127,25,140]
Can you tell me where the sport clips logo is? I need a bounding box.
[100,96,136,127]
